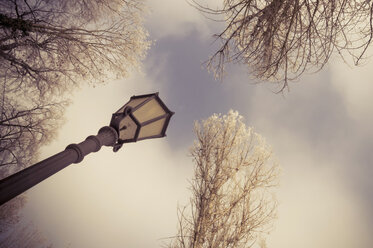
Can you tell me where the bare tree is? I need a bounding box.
[0,0,149,169]
[168,110,279,248]
[193,0,373,91]
[0,194,51,248]
[0,0,149,97]
[0,95,65,176]
[0,195,26,233]
[0,207,53,248]
[0,194,53,248]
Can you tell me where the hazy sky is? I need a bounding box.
[22,1,373,247]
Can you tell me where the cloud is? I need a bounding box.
[330,58,373,129]
[145,0,221,39]
[328,57,373,223]
[265,131,372,248]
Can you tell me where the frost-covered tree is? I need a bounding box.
[169,110,279,248]
[194,0,373,91]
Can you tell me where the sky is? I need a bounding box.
[19,0,373,247]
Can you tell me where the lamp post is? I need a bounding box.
[0,92,174,206]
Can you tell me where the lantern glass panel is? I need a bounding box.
[117,97,148,114]
[133,98,166,123]
[118,115,138,140]
[138,118,166,139]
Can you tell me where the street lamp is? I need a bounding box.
[0,92,174,206]
[110,93,174,151]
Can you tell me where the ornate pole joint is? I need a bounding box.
[86,135,102,152]
[98,126,118,147]
[65,144,84,163]
[65,126,119,164]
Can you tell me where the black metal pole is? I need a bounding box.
[0,126,118,206]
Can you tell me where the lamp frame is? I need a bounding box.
[109,92,174,145]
